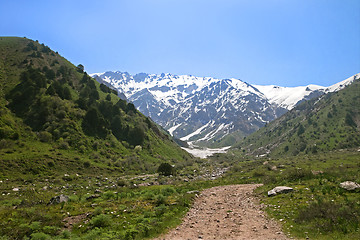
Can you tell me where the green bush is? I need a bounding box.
[90,214,112,228]
[83,160,91,168]
[30,232,51,240]
[161,186,176,196]
[157,163,174,176]
[38,131,52,142]
[284,168,313,182]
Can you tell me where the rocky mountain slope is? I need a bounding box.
[92,71,359,147]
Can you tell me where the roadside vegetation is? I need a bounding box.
[220,149,360,240]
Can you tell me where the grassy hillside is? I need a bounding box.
[0,37,205,239]
[0,37,194,179]
[234,77,360,157]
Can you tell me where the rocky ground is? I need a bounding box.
[155,184,290,240]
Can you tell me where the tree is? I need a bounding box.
[345,113,356,127]
[63,87,72,100]
[297,124,305,136]
[111,115,124,140]
[157,163,174,176]
[82,108,107,138]
[127,125,145,146]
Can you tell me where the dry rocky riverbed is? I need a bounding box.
[155,184,290,240]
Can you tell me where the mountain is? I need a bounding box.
[254,74,359,110]
[0,37,192,177]
[234,76,360,157]
[92,71,359,147]
[91,72,288,147]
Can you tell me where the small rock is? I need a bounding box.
[49,194,69,204]
[268,186,293,196]
[339,181,360,191]
[187,190,200,194]
[94,189,102,194]
[12,188,20,192]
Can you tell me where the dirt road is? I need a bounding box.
[155,184,289,240]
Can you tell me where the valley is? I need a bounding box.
[0,37,359,240]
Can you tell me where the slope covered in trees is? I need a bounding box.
[0,37,193,177]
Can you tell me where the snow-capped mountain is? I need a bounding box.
[91,71,359,147]
[255,73,360,110]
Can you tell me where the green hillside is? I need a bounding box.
[234,78,360,157]
[0,37,193,178]
[0,37,204,239]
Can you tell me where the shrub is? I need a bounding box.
[83,161,91,168]
[90,214,112,228]
[30,232,51,240]
[38,131,52,142]
[157,163,174,176]
[284,168,313,182]
[59,141,69,150]
[155,194,166,206]
[117,179,127,187]
[93,207,103,216]
[161,186,176,196]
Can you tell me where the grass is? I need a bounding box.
[0,169,228,239]
[1,145,359,239]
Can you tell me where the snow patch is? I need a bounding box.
[182,146,231,158]
[167,123,182,136]
[180,122,211,141]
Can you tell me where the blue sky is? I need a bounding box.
[1,0,359,86]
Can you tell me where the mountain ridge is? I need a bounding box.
[234,77,360,157]
[92,71,359,147]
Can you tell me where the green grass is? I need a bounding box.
[220,149,360,239]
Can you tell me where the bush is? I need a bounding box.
[38,131,52,142]
[155,194,166,206]
[161,186,176,196]
[59,141,69,150]
[157,163,174,176]
[30,232,51,240]
[90,214,112,228]
[83,161,91,168]
[117,179,127,187]
[284,168,313,182]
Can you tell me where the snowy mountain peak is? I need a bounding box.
[255,73,360,110]
[92,71,359,147]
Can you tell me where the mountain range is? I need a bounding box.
[92,71,359,147]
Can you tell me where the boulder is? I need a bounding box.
[49,194,69,204]
[268,186,293,197]
[339,181,360,191]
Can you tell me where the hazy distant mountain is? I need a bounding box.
[92,71,359,147]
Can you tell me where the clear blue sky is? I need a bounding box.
[1,0,359,87]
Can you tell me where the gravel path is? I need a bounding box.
[155,184,290,240]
